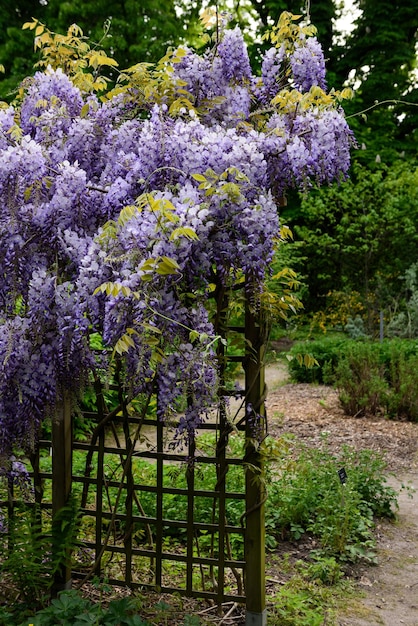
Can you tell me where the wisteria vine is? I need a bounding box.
[0,12,354,478]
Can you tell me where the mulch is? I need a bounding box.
[266,382,418,472]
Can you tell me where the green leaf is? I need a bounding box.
[189,330,200,342]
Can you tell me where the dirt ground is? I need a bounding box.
[264,361,418,626]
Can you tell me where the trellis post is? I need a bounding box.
[244,296,267,626]
[51,392,73,594]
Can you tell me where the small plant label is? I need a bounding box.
[338,467,347,484]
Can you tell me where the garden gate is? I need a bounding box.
[29,292,267,625]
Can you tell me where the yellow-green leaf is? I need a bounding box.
[121,286,132,297]
[189,330,200,342]
[80,103,90,118]
[24,186,34,201]
[141,322,162,335]
[22,21,37,30]
[140,258,157,272]
[156,256,181,275]
[113,334,135,355]
[191,173,207,183]
[169,227,199,242]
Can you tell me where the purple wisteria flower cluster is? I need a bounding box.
[0,14,354,468]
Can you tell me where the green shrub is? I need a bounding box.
[288,337,354,384]
[378,338,418,372]
[335,342,388,416]
[387,356,418,420]
[385,342,418,420]
[289,337,418,420]
[334,339,418,420]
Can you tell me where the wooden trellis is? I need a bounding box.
[5,290,268,625]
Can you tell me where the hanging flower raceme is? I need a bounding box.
[291,35,327,92]
[0,11,355,462]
